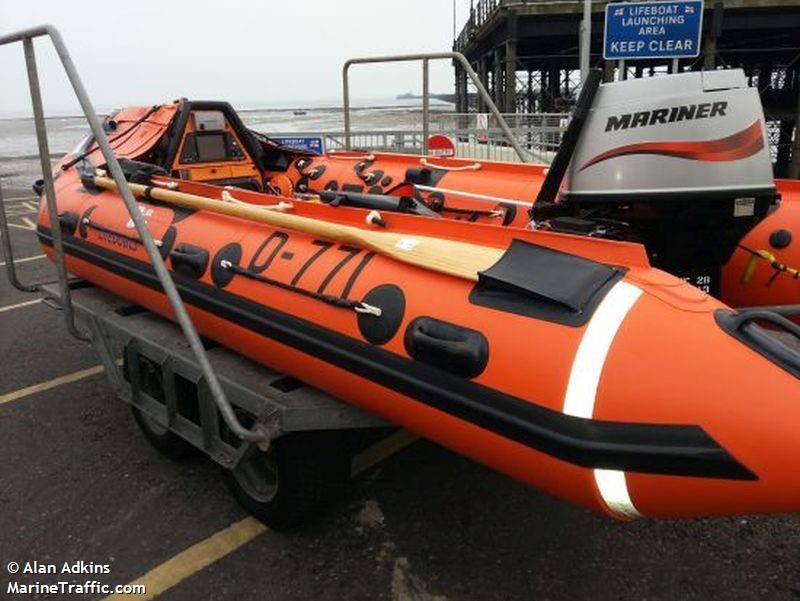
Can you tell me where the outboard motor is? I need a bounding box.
[536,69,778,297]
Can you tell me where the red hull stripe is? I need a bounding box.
[579,121,765,172]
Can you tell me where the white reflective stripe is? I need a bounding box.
[594,469,643,519]
[562,280,644,518]
[563,281,642,418]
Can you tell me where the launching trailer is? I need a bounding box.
[35,281,392,527]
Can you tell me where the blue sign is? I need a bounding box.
[272,136,324,154]
[604,1,703,60]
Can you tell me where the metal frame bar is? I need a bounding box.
[38,282,388,468]
[0,25,268,442]
[0,181,37,293]
[23,37,89,341]
[342,52,529,162]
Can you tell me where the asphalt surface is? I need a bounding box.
[1,183,800,601]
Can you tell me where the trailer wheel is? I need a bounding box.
[131,407,196,460]
[225,430,350,529]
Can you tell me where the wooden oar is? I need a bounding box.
[93,176,504,282]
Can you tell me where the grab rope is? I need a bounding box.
[221,190,293,211]
[219,260,382,317]
[365,210,387,227]
[739,245,800,286]
[419,157,481,172]
[152,180,179,189]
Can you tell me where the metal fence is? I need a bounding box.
[269,112,566,164]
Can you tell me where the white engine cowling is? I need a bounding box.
[562,69,775,203]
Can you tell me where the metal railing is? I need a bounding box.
[431,112,566,158]
[342,52,529,162]
[0,25,269,443]
[455,0,503,52]
[429,111,566,129]
[269,112,566,163]
[270,131,561,164]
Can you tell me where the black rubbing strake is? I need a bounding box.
[37,226,757,481]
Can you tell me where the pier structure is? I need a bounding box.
[453,0,800,176]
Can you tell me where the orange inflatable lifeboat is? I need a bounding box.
[52,68,800,316]
[37,126,800,519]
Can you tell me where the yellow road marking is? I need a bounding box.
[0,298,41,314]
[0,365,104,405]
[103,431,416,600]
[352,429,419,476]
[2,195,38,202]
[3,200,38,213]
[5,222,36,231]
[0,253,46,268]
[102,431,416,600]
[105,517,267,601]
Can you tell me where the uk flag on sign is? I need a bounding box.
[614,7,624,16]
[685,5,695,13]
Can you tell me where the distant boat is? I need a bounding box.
[293,109,307,116]
[396,92,456,103]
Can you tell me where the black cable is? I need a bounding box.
[223,262,363,310]
[61,105,161,170]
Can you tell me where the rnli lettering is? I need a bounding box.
[98,230,139,250]
[605,101,727,132]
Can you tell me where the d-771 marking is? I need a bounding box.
[247,230,374,298]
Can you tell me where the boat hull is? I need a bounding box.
[35,168,800,519]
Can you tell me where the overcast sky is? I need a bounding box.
[0,0,475,117]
